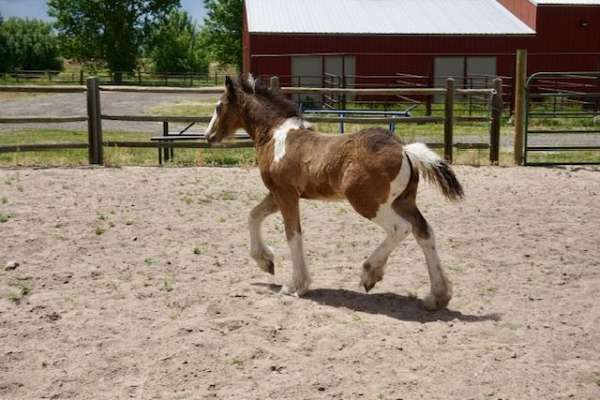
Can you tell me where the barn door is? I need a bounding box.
[466,57,497,89]
[292,56,322,107]
[324,56,356,103]
[434,57,465,102]
[434,57,465,88]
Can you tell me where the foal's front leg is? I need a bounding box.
[276,192,311,296]
[249,193,279,274]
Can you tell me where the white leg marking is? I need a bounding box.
[249,211,274,272]
[368,215,411,267]
[415,225,452,310]
[362,155,412,290]
[273,117,304,163]
[362,207,411,290]
[280,232,311,296]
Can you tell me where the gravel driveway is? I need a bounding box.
[0,92,218,134]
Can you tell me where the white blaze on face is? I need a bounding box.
[206,100,222,138]
[273,117,304,162]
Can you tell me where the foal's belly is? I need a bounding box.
[300,191,346,202]
[299,181,345,202]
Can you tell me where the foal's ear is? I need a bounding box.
[225,76,236,100]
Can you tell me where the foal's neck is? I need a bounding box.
[240,96,297,146]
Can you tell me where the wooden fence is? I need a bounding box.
[1,70,229,87]
[0,76,504,165]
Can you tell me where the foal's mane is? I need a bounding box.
[238,75,300,119]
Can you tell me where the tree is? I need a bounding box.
[0,14,8,72]
[202,0,243,71]
[147,10,208,74]
[0,18,64,71]
[48,0,180,76]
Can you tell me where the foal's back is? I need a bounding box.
[272,127,406,203]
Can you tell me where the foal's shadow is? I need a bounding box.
[254,283,500,323]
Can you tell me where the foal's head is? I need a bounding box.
[206,75,299,144]
[206,76,244,144]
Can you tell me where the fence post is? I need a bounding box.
[444,78,455,163]
[86,77,103,165]
[425,75,434,116]
[514,49,527,165]
[270,76,280,94]
[79,69,84,85]
[490,78,503,165]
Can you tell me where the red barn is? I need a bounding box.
[243,0,600,92]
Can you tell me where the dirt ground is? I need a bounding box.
[0,165,599,400]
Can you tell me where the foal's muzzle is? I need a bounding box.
[206,132,217,144]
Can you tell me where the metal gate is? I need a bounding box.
[524,71,600,165]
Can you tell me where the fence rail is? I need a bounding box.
[0,76,503,165]
[0,116,88,123]
[99,86,223,94]
[0,85,86,93]
[1,70,229,87]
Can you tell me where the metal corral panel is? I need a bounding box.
[245,0,535,35]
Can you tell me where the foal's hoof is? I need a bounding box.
[265,260,275,275]
[363,282,376,293]
[257,259,275,275]
[279,280,310,297]
[423,293,451,311]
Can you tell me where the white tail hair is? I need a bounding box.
[403,142,464,201]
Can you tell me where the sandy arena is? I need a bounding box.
[1,166,599,399]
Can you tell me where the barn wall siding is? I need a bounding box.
[536,6,600,51]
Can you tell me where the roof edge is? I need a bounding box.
[247,31,537,37]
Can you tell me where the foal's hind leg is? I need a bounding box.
[393,199,452,310]
[249,193,279,274]
[361,205,412,292]
[275,191,311,296]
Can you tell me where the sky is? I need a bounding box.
[0,0,208,23]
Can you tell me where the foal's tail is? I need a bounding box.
[403,142,464,201]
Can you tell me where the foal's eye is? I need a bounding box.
[216,103,223,114]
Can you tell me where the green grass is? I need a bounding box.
[526,150,600,164]
[1,99,598,167]
[0,212,10,223]
[8,282,32,303]
[0,129,257,167]
[0,126,560,167]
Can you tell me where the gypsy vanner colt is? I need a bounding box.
[206,76,464,310]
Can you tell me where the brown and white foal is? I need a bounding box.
[206,76,464,310]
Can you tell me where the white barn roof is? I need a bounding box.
[245,0,535,35]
